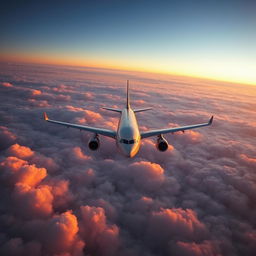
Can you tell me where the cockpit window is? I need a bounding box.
[120,139,136,144]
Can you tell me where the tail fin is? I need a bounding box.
[126,80,130,109]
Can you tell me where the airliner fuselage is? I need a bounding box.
[117,108,141,157]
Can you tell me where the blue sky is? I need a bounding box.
[1,0,256,84]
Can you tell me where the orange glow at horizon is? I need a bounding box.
[1,51,255,86]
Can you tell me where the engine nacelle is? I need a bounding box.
[156,135,168,152]
[88,134,100,151]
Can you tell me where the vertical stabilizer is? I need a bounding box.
[126,80,130,109]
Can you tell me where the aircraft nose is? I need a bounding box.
[122,145,134,158]
[124,149,132,158]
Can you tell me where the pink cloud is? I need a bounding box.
[79,205,120,256]
[68,146,92,163]
[56,94,71,101]
[13,183,53,218]
[50,179,74,209]
[43,211,84,254]
[129,161,164,187]
[174,240,220,256]
[72,109,102,124]
[175,130,203,144]
[84,92,94,100]
[0,126,17,150]
[28,99,50,107]
[147,208,207,243]
[1,82,13,87]
[240,153,256,164]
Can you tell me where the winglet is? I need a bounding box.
[43,112,49,121]
[208,115,214,125]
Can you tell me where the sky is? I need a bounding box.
[0,63,256,255]
[1,0,256,85]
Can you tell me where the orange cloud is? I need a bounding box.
[1,82,13,87]
[0,156,47,187]
[46,211,82,253]
[0,156,26,172]
[7,144,35,159]
[240,154,256,164]
[13,183,53,218]
[15,164,47,187]
[30,89,42,96]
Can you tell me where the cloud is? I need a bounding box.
[128,161,165,191]
[30,89,42,96]
[42,210,84,254]
[0,126,17,150]
[1,82,13,87]
[7,144,35,159]
[79,206,120,256]
[0,156,47,187]
[28,99,50,107]
[0,238,42,256]
[240,153,256,164]
[173,240,221,256]
[13,183,53,218]
[147,208,207,244]
[0,63,255,255]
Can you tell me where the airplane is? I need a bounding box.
[43,80,213,158]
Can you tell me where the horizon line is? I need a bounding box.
[1,59,255,87]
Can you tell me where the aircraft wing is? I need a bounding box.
[43,112,116,138]
[141,116,213,139]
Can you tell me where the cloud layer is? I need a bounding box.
[0,62,255,256]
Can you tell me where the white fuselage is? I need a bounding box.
[116,108,141,157]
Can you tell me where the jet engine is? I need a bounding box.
[156,135,168,152]
[88,134,100,151]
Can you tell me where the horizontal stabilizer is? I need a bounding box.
[134,107,152,113]
[102,107,122,113]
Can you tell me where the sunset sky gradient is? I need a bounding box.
[1,1,256,255]
[1,0,256,84]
